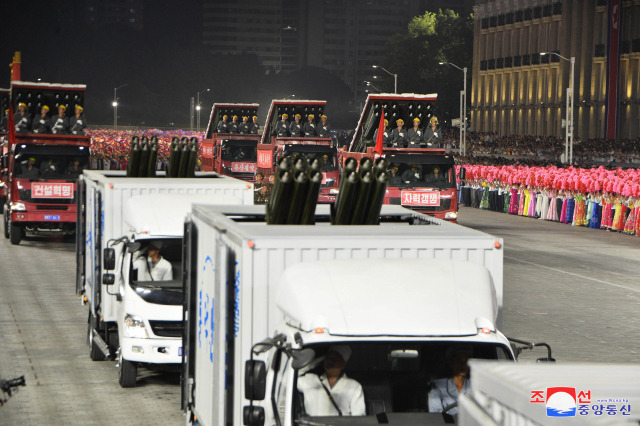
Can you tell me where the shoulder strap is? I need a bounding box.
[318,377,343,416]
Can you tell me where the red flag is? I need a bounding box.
[374,108,385,156]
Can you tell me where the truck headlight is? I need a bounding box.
[10,202,26,212]
[444,212,458,220]
[123,314,149,339]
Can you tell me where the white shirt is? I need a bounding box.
[298,372,365,416]
[133,255,173,281]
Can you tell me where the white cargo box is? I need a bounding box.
[185,204,504,426]
[77,170,254,322]
[459,360,640,425]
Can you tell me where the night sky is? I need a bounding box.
[1,0,358,129]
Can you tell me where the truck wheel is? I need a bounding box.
[118,349,137,388]
[9,222,22,245]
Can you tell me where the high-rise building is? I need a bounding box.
[202,0,472,100]
[84,0,144,30]
[472,0,640,139]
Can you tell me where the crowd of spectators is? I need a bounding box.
[442,130,640,168]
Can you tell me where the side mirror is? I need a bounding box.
[244,360,266,401]
[459,167,466,180]
[243,406,265,426]
[103,273,115,285]
[103,248,116,270]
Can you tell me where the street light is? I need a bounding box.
[439,62,467,156]
[364,81,381,92]
[541,51,575,164]
[372,65,397,94]
[113,83,128,130]
[196,88,210,133]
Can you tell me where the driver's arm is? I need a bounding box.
[428,385,444,413]
[350,383,366,416]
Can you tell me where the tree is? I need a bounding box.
[382,9,473,126]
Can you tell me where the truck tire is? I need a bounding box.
[118,349,137,388]
[9,221,22,245]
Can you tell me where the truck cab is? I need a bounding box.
[244,259,514,425]
[346,93,458,221]
[3,81,91,244]
[200,103,260,180]
[257,99,338,203]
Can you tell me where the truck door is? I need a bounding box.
[182,219,197,411]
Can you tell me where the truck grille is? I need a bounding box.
[18,189,77,204]
[36,205,68,210]
[149,321,182,338]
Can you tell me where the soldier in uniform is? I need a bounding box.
[390,118,407,148]
[289,113,303,137]
[69,105,87,135]
[217,115,230,133]
[14,102,31,134]
[317,114,331,138]
[229,115,240,133]
[276,113,290,137]
[32,105,51,134]
[373,119,390,147]
[249,115,260,134]
[407,117,423,147]
[303,114,316,137]
[51,105,69,135]
[238,116,250,134]
[424,117,442,147]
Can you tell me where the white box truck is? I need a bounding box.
[459,360,640,425]
[75,170,253,387]
[182,205,548,425]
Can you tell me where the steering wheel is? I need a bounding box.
[442,402,458,414]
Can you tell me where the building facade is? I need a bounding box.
[472,0,640,140]
[202,0,472,100]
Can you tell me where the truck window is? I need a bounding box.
[130,239,183,304]
[13,148,89,181]
[294,341,512,420]
[283,148,338,172]
[220,142,257,162]
[388,162,455,188]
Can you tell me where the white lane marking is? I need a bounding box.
[505,255,640,294]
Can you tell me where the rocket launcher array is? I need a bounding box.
[125,136,199,178]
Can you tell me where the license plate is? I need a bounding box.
[44,215,61,221]
[178,346,183,357]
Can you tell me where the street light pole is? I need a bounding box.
[372,65,397,94]
[113,83,128,130]
[541,52,574,164]
[439,62,467,155]
[364,81,381,92]
[196,89,210,133]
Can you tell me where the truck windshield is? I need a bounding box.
[291,341,511,421]
[283,147,338,172]
[13,146,89,181]
[220,141,257,162]
[388,162,455,189]
[129,238,182,295]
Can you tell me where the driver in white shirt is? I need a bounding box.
[132,240,173,281]
[298,345,365,416]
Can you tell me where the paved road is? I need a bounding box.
[1,207,639,424]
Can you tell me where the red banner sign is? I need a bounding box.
[231,162,256,173]
[257,150,272,168]
[401,191,440,206]
[202,144,213,157]
[32,182,74,199]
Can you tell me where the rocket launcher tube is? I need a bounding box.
[350,171,375,225]
[364,172,390,225]
[333,170,361,225]
[147,136,158,177]
[127,139,141,177]
[286,170,309,224]
[168,137,181,177]
[138,137,151,177]
[266,170,293,224]
[300,171,322,225]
